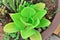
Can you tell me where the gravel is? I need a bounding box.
[47,35,60,40]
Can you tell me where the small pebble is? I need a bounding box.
[0,23,2,26]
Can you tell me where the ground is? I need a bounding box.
[47,35,60,40]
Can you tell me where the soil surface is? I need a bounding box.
[47,35,60,40]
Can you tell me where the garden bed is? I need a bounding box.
[0,0,59,40]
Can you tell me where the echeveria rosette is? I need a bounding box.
[3,2,51,40]
[20,7,40,30]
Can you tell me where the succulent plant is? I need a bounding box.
[4,0,51,40]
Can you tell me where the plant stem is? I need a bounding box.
[23,1,26,7]
[20,0,24,6]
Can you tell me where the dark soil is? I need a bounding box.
[45,0,57,22]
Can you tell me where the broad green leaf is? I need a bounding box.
[10,13,25,30]
[21,29,36,39]
[35,3,45,10]
[30,31,42,40]
[21,7,36,18]
[33,10,47,20]
[4,22,18,33]
[36,18,51,28]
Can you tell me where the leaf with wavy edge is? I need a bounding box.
[36,18,51,29]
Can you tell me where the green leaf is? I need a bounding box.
[25,2,33,7]
[14,33,19,40]
[20,0,24,6]
[26,19,40,30]
[4,22,18,33]
[21,29,36,39]
[20,17,40,30]
[2,0,11,10]
[3,0,16,12]
[9,33,17,38]
[30,30,42,40]
[19,5,24,12]
[35,3,45,10]
[14,34,19,40]
[10,13,25,30]
[23,1,26,7]
[4,33,10,40]
[16,0,19,8]
[21,7,36,18]
[36,18,51,28]
[33,10,47,20]
[8,0,16,12]
[20,18,32,26]
[30,5,35,9]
